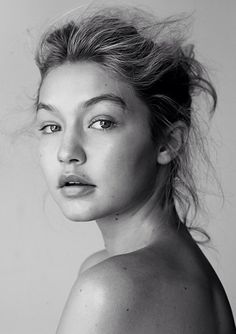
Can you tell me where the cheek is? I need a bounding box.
[94,135,157,187]
[97,140,158,212]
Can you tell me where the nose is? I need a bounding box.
[57,133,86,165]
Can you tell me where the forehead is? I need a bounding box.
[38,62,138,111]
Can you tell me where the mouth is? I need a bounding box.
[58,174,95,188]
[60,183,96,198]
[58,174,96,198]
[63,181,93,187]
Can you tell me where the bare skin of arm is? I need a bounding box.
[57,241,235,334]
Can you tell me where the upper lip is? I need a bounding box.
[58,174,95,188]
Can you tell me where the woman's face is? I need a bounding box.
[36,62,161,221]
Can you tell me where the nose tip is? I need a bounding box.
[58,151,86,165]
[57,142,86,165]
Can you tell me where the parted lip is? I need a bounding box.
[58,174,95,188]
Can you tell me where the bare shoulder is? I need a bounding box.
[78,248,109,275]
[98,251,236,333]
[57,250,235,333]
[57,257,145,334]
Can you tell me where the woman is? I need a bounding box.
[34,5,235,333]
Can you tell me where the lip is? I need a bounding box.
[58,173,96,198]
[60,184,95,198]
[58,173,95,189]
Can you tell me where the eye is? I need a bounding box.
[38,124,61,134]
[89,119,116,130]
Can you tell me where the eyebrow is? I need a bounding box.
[36,93,127,114]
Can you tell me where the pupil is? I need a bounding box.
[101,120,111,129]
[51,125,57,131]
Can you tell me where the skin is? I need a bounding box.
[35,61,235,333]
[36,61,180,255]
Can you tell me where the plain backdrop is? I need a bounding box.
[0,0,235,333]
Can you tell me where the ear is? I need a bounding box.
[157,121,188,165]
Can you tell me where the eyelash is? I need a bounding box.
[38,118,117,134]
[89,119,117,131]
[38,124,61,134]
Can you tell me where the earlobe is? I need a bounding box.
[157,145,173,165]
[156,121,188,165]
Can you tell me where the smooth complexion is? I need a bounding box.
[36,62,235,334]
[36,61,179,256]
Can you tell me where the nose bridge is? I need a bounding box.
[57,125,86,164]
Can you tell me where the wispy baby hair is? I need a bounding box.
[35,5,217,244]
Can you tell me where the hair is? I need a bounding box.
[34,5,218,244]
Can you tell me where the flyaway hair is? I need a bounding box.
[35,5,218,244]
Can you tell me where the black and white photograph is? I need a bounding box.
[0,0,235,333]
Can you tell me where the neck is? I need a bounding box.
[96,194,180,257]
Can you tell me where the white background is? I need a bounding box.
[0,0,235,333]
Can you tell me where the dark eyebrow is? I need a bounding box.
[83,93,127,110]
[36,93,127,114]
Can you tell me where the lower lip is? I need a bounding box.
[60,185,95,198]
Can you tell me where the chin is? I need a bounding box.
[58,202,118,222]
[59,206,97,222]
[51,191,97,222]
[53,192,127,222]
[65,214,95,222]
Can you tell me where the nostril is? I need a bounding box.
[57,143,87,164]
[69,158,80,163]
